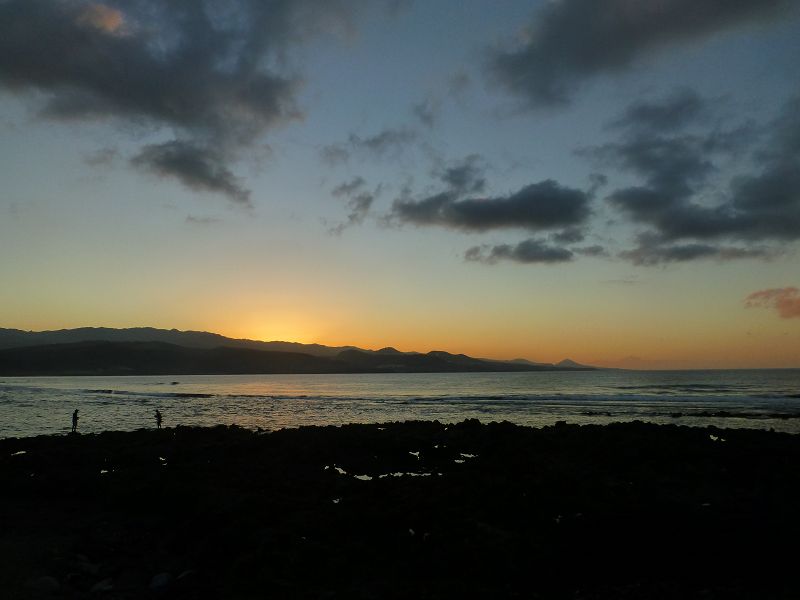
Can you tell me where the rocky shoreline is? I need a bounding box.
[2,420,798,599]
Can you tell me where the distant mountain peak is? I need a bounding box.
[556,358,587,369]
[376,347,402,354]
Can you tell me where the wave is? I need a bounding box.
[581,409,800,420]
[84,389,215,399]
[611,384,756,395]
[3,384,798,406]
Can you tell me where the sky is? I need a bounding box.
[1,0,799,369]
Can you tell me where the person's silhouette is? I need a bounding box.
[71,409,79,433]
[155,409,162,429]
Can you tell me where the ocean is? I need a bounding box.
[1,369,799,439]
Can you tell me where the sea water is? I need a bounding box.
[1,369,799,438]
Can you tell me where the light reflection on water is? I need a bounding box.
[0,370,798,438]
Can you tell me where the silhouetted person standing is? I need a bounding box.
[155,409,162,429]
[71,409,79,433]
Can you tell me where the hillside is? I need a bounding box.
[0,342,354,376]
[0,327,596,374]
[0,340,592,376]
[0,327,356,357]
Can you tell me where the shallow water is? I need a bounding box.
[1,369,799,438]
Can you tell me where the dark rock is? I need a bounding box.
[90,578,113,592]
[149,572,174,591]
[26,576,60,594]
[2,421,800,599]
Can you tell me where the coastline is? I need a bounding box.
[3,369,800,439]
[2,420,798,599]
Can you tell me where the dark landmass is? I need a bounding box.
[0,327,594,372]
[0,327,358,358]
[0,342,354,376]
[335,348,545,373]
[505,357,551,367]
[2,420,798,599]
[0,341,591,376]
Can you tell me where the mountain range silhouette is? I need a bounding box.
[0,327,594,375]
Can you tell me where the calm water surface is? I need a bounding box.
[1,370,799,438]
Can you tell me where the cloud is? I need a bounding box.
[489,0,793,108]
[353,128,417,155]
[436,154,486,194]
[0,0,361,201]
[320,128,417,165]
[329,176,379,234]
[388,154,592,264]
[574,245,608,257]
[465,239,573,264]
[745,287,800,318]
[386,0,414,16]
[448,71,471,100]
[382,153,591,265]
[609,88,707,134]
[551,227,585,244]
[84,147,119,167]
[412,97,439,128]
[585,134,718,201]
[588,173,608,195]
[392,179,591,232]
[319,145,352,167]
[77,3,125,35]
[132,141,251,206]
[619,233,774,266]
[186,215,222,226]
[331,177,366,197]
[584,90,800,264]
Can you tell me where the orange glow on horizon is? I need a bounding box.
[4,303,798,370]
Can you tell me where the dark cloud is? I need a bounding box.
[386,153,591,265]
[588,173,608,195]
[386,0,414,16]
[320,128,417,164]
[319,144,351,167]
[574,245,608,257]
[727,164,800,238]
[745,287,800,319]
[465,239,573,264]
[619,233,774,266]
[585,134,717,199]
[489,0,792,107]
[352,128,417,155]
[448,71,471,99]
[551,227,585,244]
[186,215,222,226]
[329,192,375,235]
[609,88,707,134]
[763,95,800,160]
[586,90,800,264]
[392,179,591,232]
[84,147,119,167]
[0,0,362,201]
[437,155,486,194]
[329,177,379,234]
[412,97,439,128]
[331,176,366,197]
[132,141,251,207]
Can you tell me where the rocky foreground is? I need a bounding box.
[1,420,798,599]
